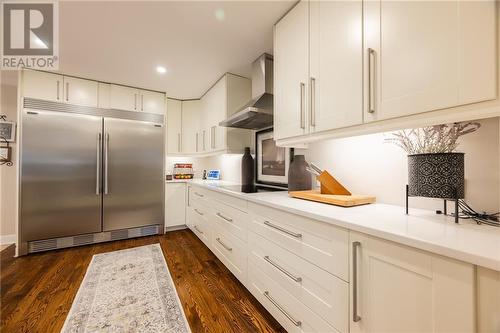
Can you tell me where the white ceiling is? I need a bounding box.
[57,1,294,99]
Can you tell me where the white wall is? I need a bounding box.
[0,71,19,243]
[198,117,500,213]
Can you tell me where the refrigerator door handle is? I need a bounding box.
[104,133,109,194]
[96,133,101,195]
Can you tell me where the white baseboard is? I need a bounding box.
[165,225,187,232]
[0,234,16,245]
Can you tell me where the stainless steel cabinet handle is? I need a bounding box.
[352,241,361,322]
[216,212,233,223]
[56,81,60,100]
[134,94,137,110]
[141,94,144,111]
[310,77,316,127]
[264,255,302,282]
[216,237,232,251]
[203,130,206,151]
[65,82,69,102]
[300,82,306,129]
[368,48,375,114]
[194,192,204,198]
[104,133,109,194]
[96,133,101,195]
[263,291,301,327]
[194,225,203,234]
[177,133,181,152]
[194,208,204,216]
[211,126,215,149]
[264,220,302,238]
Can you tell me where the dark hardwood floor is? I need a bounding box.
[0,230,285,333]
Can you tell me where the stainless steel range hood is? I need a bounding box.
[219,54,273,130]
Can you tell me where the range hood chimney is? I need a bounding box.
[219,54,273,130]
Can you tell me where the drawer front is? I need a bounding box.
[208,189,247,212]
[249,232,348,332]
[189,202,212,249]
[248,202,349,281]
[248,261,340,333]
[212,225,247,284]
[188,186,209,206]
[210,198,249,242]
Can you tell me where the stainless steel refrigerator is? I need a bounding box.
[19,99,164,255]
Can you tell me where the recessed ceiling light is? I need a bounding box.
[156,66,167,74]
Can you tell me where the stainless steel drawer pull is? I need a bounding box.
[352,241,361,322]
[216,238,232,251]
[368,48,376,114]
[264,291,301,327]
[95,133,101,195]
[194,192,204,198]
[194,208,204,216]
[264,256,302,282]
[194,225,203,234]
[216,212,233,223]
[264,221,302,239]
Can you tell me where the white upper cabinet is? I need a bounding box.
[98,83,111,109]
[364,0,497,122]
[309,0,363,132]
[274,0,309,141]
[167,98,182,154]
[350,232,475,333]
[181,99,201,154]
[23,70,63,102]
[62,76,98,107]
[139,90,165,114]
[109,85,140,112]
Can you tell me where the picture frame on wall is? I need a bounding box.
[0,121,16,142]
[0,146,12,162]
[255,128,293,187]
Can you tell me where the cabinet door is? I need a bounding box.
[181,100,201,154]
[167,99,182,154]
[109,85,140,111]
[140,90,165,114]
[23,70,63,102]
[309,0,362,132]
[63,76,98,107]
[274,0,309,141]
[350,232,475,333]
[364,0,497,122]
[165,183,186,228]
[98,83,111,109]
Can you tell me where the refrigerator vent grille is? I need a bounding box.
[28,239,57,252]
[73,234,95,246]
[27,225,160,254]
[110,229,129,241]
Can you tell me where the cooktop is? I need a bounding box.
[218,184,287,194]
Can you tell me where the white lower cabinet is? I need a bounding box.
[185,185,478,333]
[248,260,339,333]
[165,182,186,230]
[349,232,475,333]
[248,231,348,332]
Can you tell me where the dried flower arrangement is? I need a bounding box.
[385,122,481,154]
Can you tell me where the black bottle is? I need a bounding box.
[241,147,254,186]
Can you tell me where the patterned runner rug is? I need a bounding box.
[62,244,190,333]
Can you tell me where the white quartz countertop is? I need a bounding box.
[185,179,500,271]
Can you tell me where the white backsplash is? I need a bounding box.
[185,117,500,213]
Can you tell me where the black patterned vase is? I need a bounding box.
[408,153,464,199]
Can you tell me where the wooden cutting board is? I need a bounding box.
[289,190,376,207]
